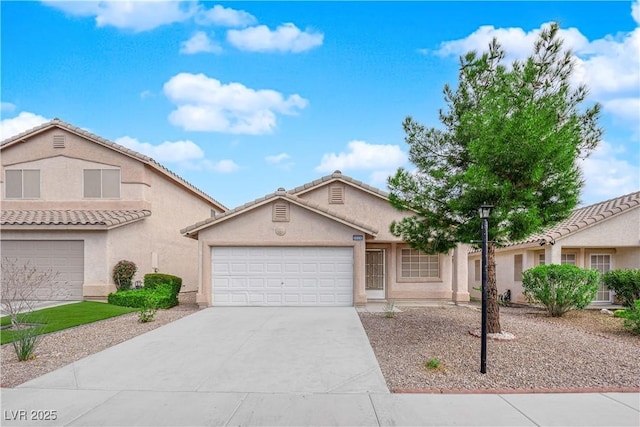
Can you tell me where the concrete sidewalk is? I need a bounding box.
[2,388,638,426]
[1,307,638,426]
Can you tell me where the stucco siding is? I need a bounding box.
[296,183,405,241]
[1,124,224,299]
[145,169,221,291]
[558,208,640,247]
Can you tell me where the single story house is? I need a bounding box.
[468,191,640,304]
[181,171,471,307]
[0,119,227,302]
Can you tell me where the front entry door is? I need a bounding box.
[365,249,385,299]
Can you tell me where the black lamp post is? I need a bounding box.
[478,203,493,374]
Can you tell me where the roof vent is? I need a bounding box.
[277,187,286,192]
[329,184,345,204]
[273,202,290,222]
[333,170,342,174]
[53,135,66,148]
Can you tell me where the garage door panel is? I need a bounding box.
[212,246,353,306]
[1,240,84,301]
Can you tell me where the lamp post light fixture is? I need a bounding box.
[478,203,493,374]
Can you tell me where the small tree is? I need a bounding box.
[1,257,60,361]
[388,23,602,333]
[112,260,137,291]
[602,269,640,308]
[522,264,599,317]
[0,257,59,327]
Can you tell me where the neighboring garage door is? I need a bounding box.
[212,246,353,306]
[1,240,84,301]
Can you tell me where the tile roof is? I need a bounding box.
[0,118,227,212]
[509,190,640,247]
[1,210,151,228]
[289,170,390,199]
[181,189,378,238]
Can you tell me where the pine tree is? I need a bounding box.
[388,23,602,333]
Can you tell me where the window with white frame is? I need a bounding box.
[590,254,612,302]
[561,253,576,265]
[400,248,439,278]
[5,169,40,199]
[538,253,545,266]
[83,169,120,198]
[514,254,523,281]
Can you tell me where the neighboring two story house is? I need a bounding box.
[0,119,226,302]
[181,171,470,307]
[468,191,640,304]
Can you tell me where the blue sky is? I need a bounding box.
[2,1,639,209]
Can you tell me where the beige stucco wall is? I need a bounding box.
[1,126,223,299]
[295,182,466,301]
[195,201,365,306]
[295,183,405,241]
[191,181,470,306]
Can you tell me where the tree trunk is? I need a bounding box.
[486,242,501,333]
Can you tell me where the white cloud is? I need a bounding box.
[180,31,222,54]
[579,140,640,205]
[227,23,323,53]
[633,0,640,25]
[196,4,256,27]
[0,111,49,140]
[116,135,238,173]
[316,140,407,173]
[140,90,153,99]
[163,72,308,134]
[602,98,640,122]
[115,136,204,163]
[1,102,16,113]
[202,159,240,173]
[43,0,195,32]
[431,21,640,128]
[265,153,291,164]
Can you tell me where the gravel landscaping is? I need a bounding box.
[359,304,640,392]
[2,303,639,393]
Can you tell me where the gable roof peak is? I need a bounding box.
[0,118,227,212]
[289,171,390,200]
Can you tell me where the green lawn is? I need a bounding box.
[1,302,138,344]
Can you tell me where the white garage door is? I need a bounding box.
[212,246,353,306]
[1,240,84,301]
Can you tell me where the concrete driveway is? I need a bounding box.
[16,307,388,394]
[3,307,639,426]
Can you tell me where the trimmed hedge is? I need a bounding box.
[108,283,175,309]
[144,273,182,296]
[109,273,183,310]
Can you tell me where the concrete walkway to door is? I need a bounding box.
[2,307,638,426]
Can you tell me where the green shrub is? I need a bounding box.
[113,260,137,291]
[138,294,158,323]
[108,284,177,310]
[522,264,599,317]
[12,323,44,361]
[384,300,395,318]
[614,309,630,319]
[144,273,182,296]
[425,358,441,370]
[622,300,640,334]
[601,269,640,308]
